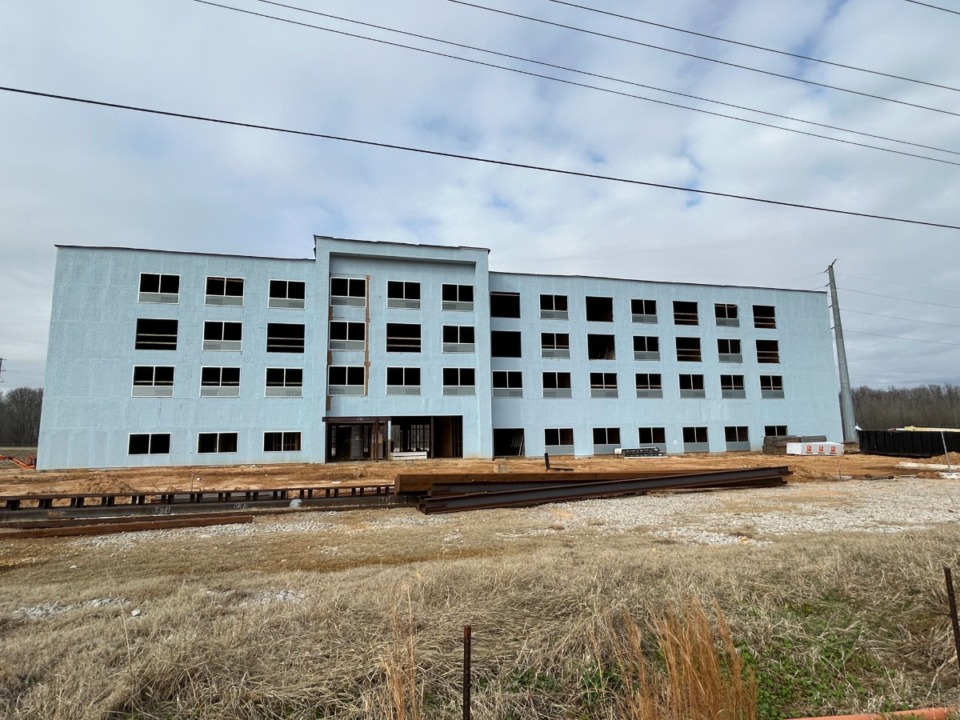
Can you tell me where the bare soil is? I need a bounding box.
[2,450,953,496]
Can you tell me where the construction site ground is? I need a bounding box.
[2,449,956,497]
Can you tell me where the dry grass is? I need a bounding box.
[0,511,959,719]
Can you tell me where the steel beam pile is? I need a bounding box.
[418,466,790,514]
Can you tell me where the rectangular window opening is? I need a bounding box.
[633,335,660,361]
[545,428,574,449]
[200,366,241,397]
[543,371,572,398]
[673,301,699,326]
[135,318,178,351]
[128,433,171,455]
[269,280,305,309]
[443,325,475,353]
[197,432,238,454]
[490,291,521,318]
[330,321,366,351]
[635,373,663,399]
[387,367,421,396]
[491,330,522,358]
[205,276,244,306]
[493,370,523,398]
[721,374,746,399]
[586,296,614,322]
[675,337,702,362]
[638,427,666,448]
[442,283,474,311]
[132,365,175,397]
[679,373,706,399]
[587,334,616,360]
[757,339,780,364]
[540,294,568,320]
[631,298,657,324]
[203,321,242,352]
[387,280,421,309]
[753,305,777,329]
[264,431,302,452]
[442,367,476,395]
[386,323,421,353]
[541,332,570,359]
[265,367,303,397]
[138,273,180,303]
[760,375,785,399]
[266,323,305,353]
[715,303,739,327]
[590,372,618,398]
[331,277,366,306]
[328,365,365,395]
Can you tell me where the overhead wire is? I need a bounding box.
[200,1,960,167]
[902,0,960,16]
[838,287,960,308]
[843,329,960,346]
[448,0,960,118]
[541,0,960,93]
[839,272,960,294]
[252,0,960,159]
[841,308,960,329]
[4,84,960,230]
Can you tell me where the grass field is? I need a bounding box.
[1,498,959,720]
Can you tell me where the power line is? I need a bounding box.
[840,271,960,294]
[4,84,960,230]
[842,307,960,329]
[200,1,960,168]
[245,0,960,162]
[542,0,960,93]
[838,287,960,308]
[844,328,960,346]
[448,0,960,118]
[902,0,960,16]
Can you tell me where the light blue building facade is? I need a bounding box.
[37,236,841,469]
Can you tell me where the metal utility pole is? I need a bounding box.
[0,357,5,383]
[827,261,857,443]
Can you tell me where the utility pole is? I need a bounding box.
[0,357,5,383]
[827,261,857,443]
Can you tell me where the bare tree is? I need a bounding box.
[1,387,43,446]
[852,384,960,430]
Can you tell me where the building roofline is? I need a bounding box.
[54,244,314,262]
[314,234,490,255]
[491,270,827,295]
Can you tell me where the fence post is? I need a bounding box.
[463,625,472,720]
[943,567,960,676]
[544,452,551,471]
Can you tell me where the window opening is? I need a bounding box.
[442,367,476,395]
[205,276,244,306]
[679,373,705,398]
[203,321,242,352]
[138,273,179,303]
[587,334,616,360]
[386,323,421,353]
[442,283,474,311]
[756,339,780,363]
[540,294,568,319]
[269,280,305,309]
[264,431,302,452]
[443,325,475,353]
[541,333,570,359]
[265,367,303,397]
[631,299,657,323]
[132,366,174,397]
[266,323,305,353]
[721,374,746,399]
[330,321,366,351]
[590,372,618,398]
[715,303,739,327]
[635,373,663,398]
[197,432,238,454]
[753,305,777,329]
[331,277,366,306]
[490,291,521,318]
[386,367,421,395]
[328,366,365,395]
[200,367,240,397]
[542,371,572,398]
[493,370,523,398]
[135,318,178,351]
[491,330,522,358]
[128,433,170,455]
[387,280,421,309]
[675,337,702,362]
[585,296,614,322]
[673,301,699,325]
[760,375,784,399]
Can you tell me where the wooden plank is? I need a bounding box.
[0,514,253,539]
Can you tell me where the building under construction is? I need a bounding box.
[37,235,841,469]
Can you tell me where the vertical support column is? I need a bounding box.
[827,261,857,443]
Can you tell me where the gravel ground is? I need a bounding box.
[68,476,960,549]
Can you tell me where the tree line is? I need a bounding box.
[852,384,960,430]
[0,387,43,447]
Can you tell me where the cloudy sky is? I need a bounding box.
[1,0,958,391]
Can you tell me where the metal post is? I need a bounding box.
[544,452,551,471]
[463,625,472,720]
[944,567,960,677]
[827,261,857,443]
